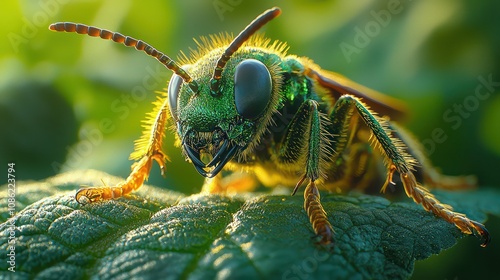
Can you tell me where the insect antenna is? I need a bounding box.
[48,22,198,93]
[210,7,281,96]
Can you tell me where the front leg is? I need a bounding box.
[75,97,170,204]
[75,151,167,204]
[276,99,334,245]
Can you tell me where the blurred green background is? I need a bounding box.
[1,0,499,278]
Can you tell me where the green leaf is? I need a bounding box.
[1,170,499,280]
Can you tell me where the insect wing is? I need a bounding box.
[309,68,408,120]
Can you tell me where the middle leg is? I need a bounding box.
[342,94,490,247]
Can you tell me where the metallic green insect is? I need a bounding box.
[49,7,490,247]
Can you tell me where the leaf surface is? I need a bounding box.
[1,170,499,280]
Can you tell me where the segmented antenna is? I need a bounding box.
[48,22,198,93]
[210,7,281,96]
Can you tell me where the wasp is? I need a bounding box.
[49,7,490,247]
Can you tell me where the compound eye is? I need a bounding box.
[167,74,183,121]
[234,59,272,119]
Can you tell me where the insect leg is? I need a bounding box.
[75,97,170,204]
[277,99,334,245]
[332,143,383,192]
[303,179,333,245]
[390,123,477,191]
[323,96,381,193]
[342,94,490,247]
